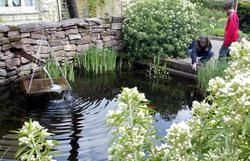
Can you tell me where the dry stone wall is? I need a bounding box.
[0,17,123,85]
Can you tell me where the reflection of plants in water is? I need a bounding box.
[73,72,118,101]
[147,55,169,81]
[0,86,26,122]
[116,72,197,121]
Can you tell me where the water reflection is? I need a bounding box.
[0,71,201,160]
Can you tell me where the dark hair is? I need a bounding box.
[224,0,233,10]
[196,36,210,52]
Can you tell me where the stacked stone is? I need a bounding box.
[0,17,123,85]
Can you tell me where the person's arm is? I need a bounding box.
[224,13,237,47]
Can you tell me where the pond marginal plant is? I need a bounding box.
[12,119,57,161]
[197,59,228,95]
[147,55,169,80]
[75,47,117,74]
[117,53,134,70]
[45,57,75,83]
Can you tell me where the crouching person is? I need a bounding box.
[188,36,214,71]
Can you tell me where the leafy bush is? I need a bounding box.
[199,7,226,36]
[123,0,201,59]
[197,59,228,95]
[75,47,117,74]
[13,119,57,161]
[238,0,250,34]
[190,0,225,10]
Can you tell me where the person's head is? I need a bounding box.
[224,0,234,15]
[198,36,207,47]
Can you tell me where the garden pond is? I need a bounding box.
[0,71,201,161]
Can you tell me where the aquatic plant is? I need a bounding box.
[45,57,75,82]
[117,53,134,70]
[13,119,57,161]
[148,55,169,80]
[197,59,228,95]
[76,47,117,74]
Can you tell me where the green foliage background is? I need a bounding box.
[87,0,105,17]
[238,0,250,34]
[122,0,202,59]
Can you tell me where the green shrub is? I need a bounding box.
[197,59,228,95]
[123,0,202,59]
[238,1,250,34]
[196,6,226,37]
[190,0,225,10]
[76,47,117,74]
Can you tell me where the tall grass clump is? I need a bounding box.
[197,59,228,94]
[76,47,117,74]
[148,55,169,80]
[45,57,75,82]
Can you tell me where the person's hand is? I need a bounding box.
[192,63,197,71]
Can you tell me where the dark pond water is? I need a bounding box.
[0,71,201,161]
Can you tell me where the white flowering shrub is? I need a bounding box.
[107,39,250,160]
[122,0,201,58]
[107,87,158,161]
[14,119,57,161]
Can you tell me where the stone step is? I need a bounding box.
[168,67,196,80]
[134,58,197,80]
[164,58,196,74]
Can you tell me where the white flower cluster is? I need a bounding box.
[107,87,156,161]
[16,119,56,161]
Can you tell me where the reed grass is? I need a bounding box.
[76,47,117,74]
[197,59,228,95]
[147,55,169,80]
[45,57,75,82]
